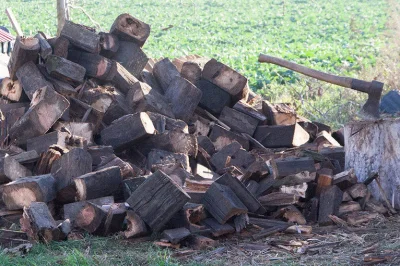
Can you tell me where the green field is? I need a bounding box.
[0,0,394,128]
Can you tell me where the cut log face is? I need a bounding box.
[209,125,250,151]
[164,76,202,122]
[0,78,23,102]
[63,196,114,223]
[318,185,343,226]
[219,106,259,136]
[75,202,107,234]
[74,166,122,201]
[97,156,136,180]
[258,192,299,207]
[153,58,180,93]
[196,79,232,115]
[2,174,56,210]
[203,182,248,224]
[45,55,86,84]
[126,170,191,232]
[262,101,296,125]
[110,13,151,47]
[202,58,249,102]
[8,36,40,80]
[180,59,208,84]
[111,41,148,79]
[123,210,148,238]
[35,145,67,175]
[9,87,70,146]
[254,123,309,148]
[61,20,100,53]
[100,113,156,152]
[233,100,267,123]
[0,155,32,184]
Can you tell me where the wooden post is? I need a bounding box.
[57,0,70,36]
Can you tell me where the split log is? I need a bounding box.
[147,149,190,173]
[314,131,341,147]
[123,210,148,238]
[99,32,120,57]
[303,197,319,222]
[97,156,136,180]
[166,203,207,231]
[16,61,53,100]
[52,36,70,58]
[262,101,296,125]
[102,203,127,235]
[274,157,316,178]
[162,228,191,244]
[332,169,357,190]
[60,20,100,53]
[126,170,190,231]
[318,185,343,226]
[100,113,156,152]
[202,59,249,102]
[254,123,309,148]
[197,136,216,156]
[122,177,147,200]
[2,174,56,210]
[258,192,299,207]
[196,79,232,115]
[320,147,345,173]
[49,78,77,98]
[26,131,69,154]
[202,218,235,237]
[219,106,259,136]
[110,13,150,47]
[45,55,86,84]
[346,183,368,200]
[35,145,66,175]
[0,78,23,102]
[203,182,247,224]
[232,100,267,124]
[74,166,122,201]
[190,115,211,137]
[140,70,163,94]
[9,87,69,146]
[20,202,59,243]
[180,58,209,83]
[112,62,140,94]
[34,33,52,60]
[87,146,115,168]
[111,41,148,79]
[75,202,107,234]
[69,98,104,133]
[209,124,249,151]
[8,36,40,80]
[63,196,114,223]
[153,58,180,93]
[0,155,32,184]
[316,168,333,196]
[53,122,94,145]
[147,112,188,133]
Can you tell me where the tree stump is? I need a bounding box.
[344,118,400,209]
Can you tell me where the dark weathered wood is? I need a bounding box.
[0,107,26,146]
[203,182,247,224]
[123,177,147,200]
[202,58,249,102]
[99,32,120,57]
[210,141,241,171]
[272,171,316,188]
[209,124,249,151]
[318,185,343,226]
[233,100,267,123]
[202,218,235,237]
[68,50,116,81]
[147,149,190,173]
[303,197,319,222]
[346,183,368,199]
[320,147,345,172]
[112,62,140,94]
[140,70,163,94]
[0,155,32,184]
[69,98,104,133]
[316,168,333,196]
[314,131,341,147]
[100,113,155,151]
[8,36,40,80]
[2,174,56,210]
[63,196,114,223]
[197,136,216,156]
[219,106,259,136]
[110,13,150,47]
[146,112,188,134]
[180,58,209,84]
[75,202,107,234]
[16,61,53,100]
[126,82,175,118]
[162,228,191,244]
[332,127,345,146]
[252,225,290,241]
[10,150,40,164]
[123,210,148,238]
[258,192,299,207]
[45,55,86,84]
[35,145,66,175]
[26,131,69,154]
[0,77,23,102]
[34,33,52,60]
[274,157,316,178]
[74,166,122,201]
[97,156,136,180]
[262,101,296,125]
[127,170,190,231]
[254,123,309,148]
[52,36,70,58]
[102,203,127,235]
[61,20,100,53]
[195,79,232,115]
[153,58,180,93]
[20,202,60,243]
[166,203,207,231]
[87,146,115,168]
[134,130,198,156]
[338,201,361,216]
[111,41,148,79]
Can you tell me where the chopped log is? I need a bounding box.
[45,55,86,84]
[332,127,345,146]
[152,58,180,93]
[314,121,332,134]
[53,122,94,145]
[338,201,361,216]
[232,100,267,123]
[97,157,135,180]
[202,58,248,102]
[87,145,115,168]
[203,182,247,224]
[190,115,211,137]
[111,41,148,79]
[316,168,333,196]
[75,202,107,234]
[273,171,316,188]
[8,36,40,80]
[262,101,296,125]
[0,78,23,102]
[183,235,216,250]
[258,192,299,207]
[180,58,208,83]
[166,203,207,231]
[20,202,60,243]
[274,157,316,178]
[69,98,104,133]
[147,149,190,173]
[219,106,259,136]
[254,123,309,148]
[197,136,216,156]
[10,150,40,164]
[164,76,202,122]
[100,113,156,152]
[134,131,198,156]
[279,205,306,225]
[234,213,249,232]
[127,171,190,232]
[68,50,116,81]
[63,196,114,222]
[162,228,191,244]
[0,155,32,184]
[99,32,120,57]
[194,164,217,180]
[50,79,77,98]
[303,197,319,222]
[52,36,70,58]
[365,199,388,214]
[2,174,56,210]
[126,81,174,118]
[185,179,213,192]
[35,145,66,175]
[318,185,343,226]
[60,20,100,53]
[210,141,242,171]
[314,131,341,147]
[34,33,52,60]
[123,177,147,200]
[16,61,53,100]
[147,112,188,133]
[110,13,150,47]
[320,147,345,172]
[332,169,357,190]
[140,70,163,94]
[209,124,249,151]
[202,218,235,237]
[246,180,260,196]
[26,131,69,154]
[346,183,368,199]
[103,203,126,235]
[298,121,319,140]
[215,173,264,213]
[57,219,72,240]
[112,62,140,94]
[123,210,148,238]
[195,79,232,115]
[74,166,122,201]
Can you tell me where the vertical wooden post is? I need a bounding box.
[57,0,70,36]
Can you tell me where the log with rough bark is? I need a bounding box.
[233,100,267,124]
[45,55,86,84]
[52,36,69,58]
[26,131,69,154]
[111,41,148,79]
[0,155,32,184]
[196,79,232,115]
[99,32,120,57]
[153,58,180,93]
[63,196,114,223]
[8,36,40,80]
[123,210,148,238]
[20,202,60,243]
[16,61,53,100]
[97,156,136,180]
[35,145,66,175]
[100,113,155,151]
[126,170,190,232]
[112,62,140,94]
[9,87,69,146]
[344,118,400,209]
[60,20,100,53]
[254,123,309,148]
[2,174,56,210]
[110,13,150,47]
[102,203,127,235]
[0,78,23,102]
[219,106,259,136]
[74,166,122,201]
[209,124,249,151]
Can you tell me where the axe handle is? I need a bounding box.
[258,54,372,92]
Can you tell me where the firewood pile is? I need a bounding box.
[0,14,394,249]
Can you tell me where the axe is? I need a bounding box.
[258,54,384,119]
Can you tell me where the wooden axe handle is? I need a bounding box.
[258,53,354,88]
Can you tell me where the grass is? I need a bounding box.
[0,0,394,128]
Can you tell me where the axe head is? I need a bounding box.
[358,80,384,120]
